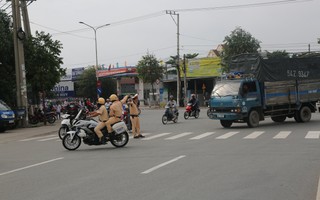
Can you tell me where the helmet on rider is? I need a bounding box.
[98,97,105,105]
[109,94,118,102]
[169,95,174,100]
[191,94,196,99]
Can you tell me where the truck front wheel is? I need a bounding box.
[220,120,233,128]
[247,110,260,128]
[298,106,312,123]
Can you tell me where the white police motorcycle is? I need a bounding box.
[62,116,129,151]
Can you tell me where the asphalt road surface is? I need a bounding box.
[1,108,320,200]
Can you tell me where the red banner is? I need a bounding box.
[96,67,137,78]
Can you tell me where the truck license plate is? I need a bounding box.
[9,120,14,123]
[217,114,224,118]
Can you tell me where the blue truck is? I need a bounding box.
[0,100,15,132]
[209,55,320,128]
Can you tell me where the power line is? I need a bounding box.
[175,0,313,12]
[30,22,94,40]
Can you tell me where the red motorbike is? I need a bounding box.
[184,103,200,119]
[29,109,56,124]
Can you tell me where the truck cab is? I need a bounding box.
[0,100,15,132]
[209,78,262,128]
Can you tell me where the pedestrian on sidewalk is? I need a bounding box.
[128,94,144,138]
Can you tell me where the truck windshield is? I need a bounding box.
[211,82,241,97]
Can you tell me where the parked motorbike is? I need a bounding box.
[184,103,200,119]
[62,117,129,151]
[162,106,179,125]
[29,109,56,124]
[58,108,87,139]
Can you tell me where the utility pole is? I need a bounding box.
[12,0,28,126]
[166,10,180,106]
[20,0,31,37]
[183,54,187,106]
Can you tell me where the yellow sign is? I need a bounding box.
[185,57,221,77]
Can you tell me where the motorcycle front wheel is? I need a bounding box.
[110,131,129,148]
[47,115,56,124]
[58,126,69,140]
[162,115,168,125]
[184,111,189,119]
[195,110,200,118]
[62,134,81,151]
[29,117,39,124]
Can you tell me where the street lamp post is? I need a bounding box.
[79,22,110,97]
[79,22,110,70]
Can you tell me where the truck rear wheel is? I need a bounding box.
[220,120,233,128]
[298,106,312,123]
[271,116,286,123]
[247,110,259,128]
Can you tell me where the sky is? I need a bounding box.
[6,0,320,69]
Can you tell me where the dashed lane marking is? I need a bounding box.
[243,131,265,139]
[273,131,291,139]
[216,132,239,139]
[19,134,56,142]
[165,132,193,140]
[305,131,320,139]
[141,132,171,140]
[190,132,215,140]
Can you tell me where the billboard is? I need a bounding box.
[186,57,221,77]
[52,81,75,98]
[72,67,84,81]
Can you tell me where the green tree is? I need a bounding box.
[137,53,164,101]
[266,50,289,59]
[0,11,16,106]
[24,31,65,105]
[75,67,117,100]
[221,27,261,72]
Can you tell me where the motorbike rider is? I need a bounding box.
[106,94,129,134]
[188,94,199,112]
[166,95,178,117]
[89,97,109,144]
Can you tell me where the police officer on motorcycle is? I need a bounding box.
[89,97,109,144]
[106,94,129,134]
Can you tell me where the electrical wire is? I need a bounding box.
[175,0,313,12]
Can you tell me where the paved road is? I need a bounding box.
[1,109,320,200]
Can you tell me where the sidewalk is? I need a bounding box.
[0,122,60,143]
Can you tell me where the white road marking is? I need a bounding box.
[38,137,60,141]
[243,131,265,139]
[273,131,291,139]
[0,157,64,176]
[141,155,186,174]
[305,131,320,139]
[19,134,56,141]
[141,132,171,140]
[129,133,151,139]
[165,132,193,140]
[216,132,239,139]
[190,132,215,140]
[316,175,320,200]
